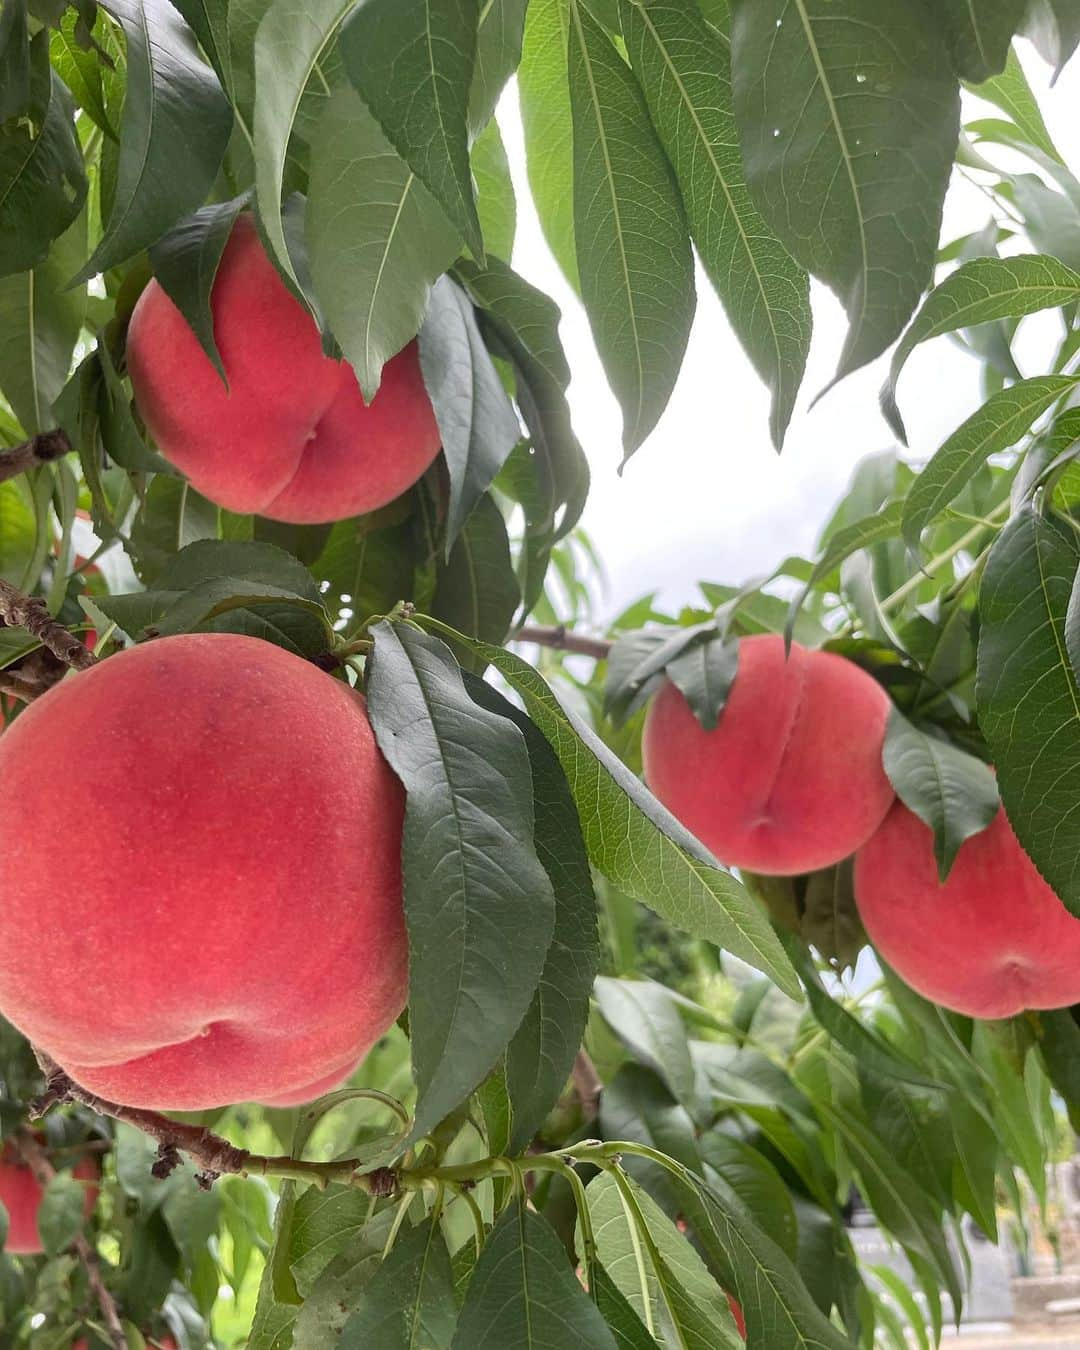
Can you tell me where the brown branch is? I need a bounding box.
[12,1128,125,1350]
[0,670,45,704]
[0,580,96,672]
[0,429,72,485]
[514,624,612,661]
[572,1049,603,1123]
[30,1053,398,1197]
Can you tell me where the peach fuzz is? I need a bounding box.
[642,635,895,875]
[0,633,407,1110]
[855,801,1080,1018]
[126,215,442,524]
[0,1141,99,1255]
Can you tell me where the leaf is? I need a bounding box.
[1036,1009,1080,1130]
[433,493,520,656]
[667,636,739,731]
[340,1219,458,1349]
[170,0,234,98]
[0,211,86,434]
[37,1172,87,1256]
[419,276,521,551]
[305,87,460,402]
[128,478,220,586]
[604,621,717,727]
[49,6,121,140]
[465,677,600,1155]
[419,617,802,997]
[1025,0,1080,79]
[938,0,1027,81]
[568,0,695,458]
[518,0,579,290]
[453,1201,618,1349]
[730,0,959,384]
[366,621,556,1139]
[798,860,864,972]
[253,0,358,296]
[975,47,1063,161]
[786,502,903,640]
[902,377,1077,550]
[148,196,247,378]
[339,0,482,260]
[977,506,1080,916]
[469,0,528,132]
[594,977,697,1108]
[881,710,999,880]
[593,1265,659,1350]
[0,0,31,123]
[472,117,517,260]
[620,0,811,449]
[0,64,86,278]
[882,255,1080,440]
[76,0,232,280]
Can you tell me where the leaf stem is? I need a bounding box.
[879,500,1011,614]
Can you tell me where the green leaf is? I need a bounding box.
[433,493,520,655]
[798,860,864,972]
[594,977,697,1108]
[37,1172,87,1256]
[366,621,556,1139]
[453,1201,617,1348]
[0,1198,7,1253]
[882,255,1080,440]
[470,0,528,132]
[339,0,482,260]
[148,196,247,379]
[620,0,811,449]
[0,213,86,434]
[518,0,579,290]
[306,87,460,402]
[902,377,1077,550]
[466,677,600,1155]
[419,277,521,551]
[604,622,717,727]
[730,0,959,383]
[98,333,174,474]
[340,1219,457,1348]
[253,0,356,297]
[974,47,1063,162]
[697,1134,799,1261]
[313,510,420,626]
[128,478,220,586]
[786,502,903,640]
[973,1024,1047,1208]
[1036,1008,1080,1130]
[881,710,999,880]
[568,0,695,457]
[667,635,739,731]
[1025,0,1080,78]
[49,6,121,140]
[977,506,1080,916]
[858,1071,955,1212]
[472,117,516,260]
[419,618,802,997]
[0,64,86,278]
[76,0,232,280]
[0,0,31,123]
[938,0,1027,81]
[171,0,234,99]
[593,1264,659,1350]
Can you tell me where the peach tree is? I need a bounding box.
[1,0,1080,1346]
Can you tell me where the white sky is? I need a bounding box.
[498,46,1080,621]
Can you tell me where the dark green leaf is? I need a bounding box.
[698,1133,798,1260]
[1036,1008,1080,1130]
[148,196,247,378]
[882,255,1080,440]
[0,1198,7,1252]
[433,493,520,654]
[938,0,1027,81]
[420,619,802,996]
[98,336,173,473]
[977,506,1080,916]
[37,1172,87,1256]
[171,0,234,97]
[0,0,31,123]
[858,1071,955,1211]
[366,621,556,1139]
[472,116,517,260]
[730,0,959,383]
[882,709,999,880]
[307,85,460,401]
[77,0,232,279]
[799,860,864,972]
[341,1219,457,1348]
[313,510,420,626]
[569,0,695,457]
[128,478,220,586]
[469,0,528,132]
[339,0,482,259]
[453,1202,618,1348]
[593,1264,659,1350]
[466,677,600,1155]
[902,377,1076,551]
[604,622,717,727]
[667,635,739,731]
[0,64,86,278]
[620,0,810,448]
[419,276,521,551]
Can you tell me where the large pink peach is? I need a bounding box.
[126,215,442,524]
[855,801,1080,1018]
[0,1140,99,1255]
[0,633,407,1110]
[641,635,894,875]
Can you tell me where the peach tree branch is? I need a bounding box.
[0,429,72,485]
[514,624,613,660]
[0,580,96,672]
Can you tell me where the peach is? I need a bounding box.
[642,636,894,875]
[855,801,1080,1018]
[126,215,442,524]
[0,1140,99,1255]
[0,633,407,1109]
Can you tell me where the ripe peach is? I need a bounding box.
[0,633,407,1109]
[642,636,894,875]
[0,1140,99,1255]
[855,802,1080,1018]
[126,215,442,524]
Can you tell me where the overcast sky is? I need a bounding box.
[498,46,1080,622]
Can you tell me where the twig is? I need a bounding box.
[12,1128,125,1350]
[572,1048,603,1123]
[0,580,96,671]
[0,670,45,704]
[30,1053,398,1196]
[0,429,72,485]
[514,624,612,660]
